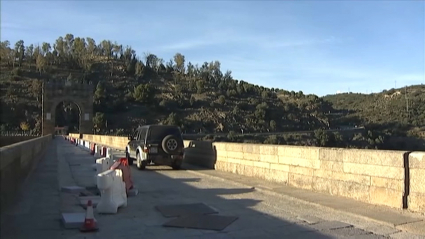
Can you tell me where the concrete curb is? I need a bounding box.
[184,168,423,236]
[58,141,87,214]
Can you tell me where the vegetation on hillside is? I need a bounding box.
[0,34,423,150]
[0,34,332,135]
[323,85,425,139]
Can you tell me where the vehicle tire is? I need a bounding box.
[136,152,146,170]
[162,135,182,154]
[126,151,133,166]
[171,162,181,170]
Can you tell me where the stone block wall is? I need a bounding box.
[213,143,407,209]
[77,134,129,149]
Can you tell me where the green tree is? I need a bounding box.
[31,79,42,103]
[133,83,155,104]
[196,80,205,94]
[86,37,96,58]
[163,112,179,126]
[41,42,51,56]
[101,40,112,59]
[173,53,185,73]
[264,135,278,144]
[0,124,7,132]
[189,95,196,107]
[25,44,34,67]
[254,103,268,120]
[144,53,158,69]
[36,54,45,74]
[314,129,329,147]
[93,112,105,133]
[14,40,25,67]
[218,95,226,105]
[227,131,237,141]
[135,61,145,77]
[269,120,277,131]
[94,81,106,104]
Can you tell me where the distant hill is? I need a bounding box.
[322,85,425,138]
[0,34,333,135]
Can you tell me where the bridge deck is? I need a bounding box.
[0,138,424,239]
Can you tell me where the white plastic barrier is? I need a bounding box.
[105,149,121,162]
[96,157,113,175]
[94,157,113,184]
[85,141,90,150]
[96,169,127,214]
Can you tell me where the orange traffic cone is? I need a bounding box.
[80,200,99,232]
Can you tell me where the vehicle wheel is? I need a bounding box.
[126,151,133,166]
[136,153,146,170]
[171,161,182,170]
[172,164,181,170]
[162,135,182,154]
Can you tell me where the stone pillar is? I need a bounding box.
[42,112,55,136]
[79,112,93,134]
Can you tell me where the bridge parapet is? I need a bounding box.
[0,136,37,147]
[408,152,425,212]
[0,135,52,213]
[69,133,425,213]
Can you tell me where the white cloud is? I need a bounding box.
[261,36,342,49]
[0,22,30,31]
[160,35,341,52]
[154,23,343,52]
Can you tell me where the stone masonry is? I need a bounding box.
[42,79,93,136]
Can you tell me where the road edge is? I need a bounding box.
[184,168,424,237]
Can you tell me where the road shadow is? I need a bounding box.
[125,166,337,238]
[183,140,217,170]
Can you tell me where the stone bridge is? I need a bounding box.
[0,134,424,238]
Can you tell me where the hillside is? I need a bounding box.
[323,85,425,138]
[0,34,333,135]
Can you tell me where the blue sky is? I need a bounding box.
[2,1,424,96]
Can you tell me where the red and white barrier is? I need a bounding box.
[101,147,107,157]
[110,158,134,194]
